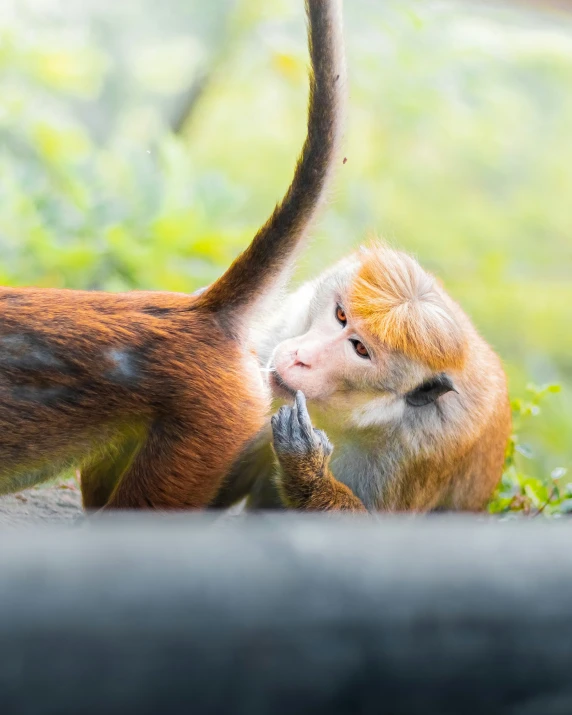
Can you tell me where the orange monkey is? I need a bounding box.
[0,0,346,510]
[213,245,511,513]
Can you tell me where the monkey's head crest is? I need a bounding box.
[349,243,467,372]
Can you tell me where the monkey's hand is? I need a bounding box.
[272,390,333,486]
[272,391,367,513]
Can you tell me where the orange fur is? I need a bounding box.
[349,244,467,372]
[0,0,347,511]
[229,244,511,515]
[276,444,367,513]
[0,288,268,510]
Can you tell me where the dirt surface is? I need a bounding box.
[0,478,246,526]
[0,478,83,527]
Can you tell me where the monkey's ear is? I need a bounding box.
[405,374,457,407]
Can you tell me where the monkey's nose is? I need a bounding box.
[293,349,312,369]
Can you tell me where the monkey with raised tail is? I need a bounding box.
[0,0,346,510]
[213,245,511,513]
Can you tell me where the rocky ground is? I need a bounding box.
[0,477,83,526]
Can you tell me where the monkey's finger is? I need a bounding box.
[278,398,298,441]
[270,413,279,434]
[281,405,298,446]
[314,429,334,458]
[294,391,314,442]
[271,406,287,430]
[271,407,291,448]
[288,416,301,445]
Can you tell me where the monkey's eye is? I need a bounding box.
[350,339,370,359]
[336,305,347,326]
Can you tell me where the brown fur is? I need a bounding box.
[0,0,346,510]
[276,444,367,513]
[273,348,510,514]
[0,288,267,508]
[215,246,511,515]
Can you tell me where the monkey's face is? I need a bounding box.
[271,306,368,401]
[269,249,465,428]
[269,275,405,412]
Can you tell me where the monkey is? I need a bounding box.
[0,0,346,510]
[210,244,511,514]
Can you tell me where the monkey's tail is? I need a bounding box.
[195,0,345,329]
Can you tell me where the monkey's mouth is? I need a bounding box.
[270,370,297,398]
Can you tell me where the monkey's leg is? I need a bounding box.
[81,436,142,510]
[209,432,278,510]
[104,422,241,510]
[246,473,284,510]
[271,392,367,513]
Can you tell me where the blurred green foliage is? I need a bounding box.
[0,0,570,488]
[489,384,570,516]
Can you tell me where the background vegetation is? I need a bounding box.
[0,0,570,510]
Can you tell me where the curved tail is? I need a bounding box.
[196,0,345,326]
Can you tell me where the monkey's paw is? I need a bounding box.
[271,391,333,481]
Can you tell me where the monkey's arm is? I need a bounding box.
[271,392,367,513]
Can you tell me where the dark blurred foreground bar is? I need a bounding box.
[1,515,572,715]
